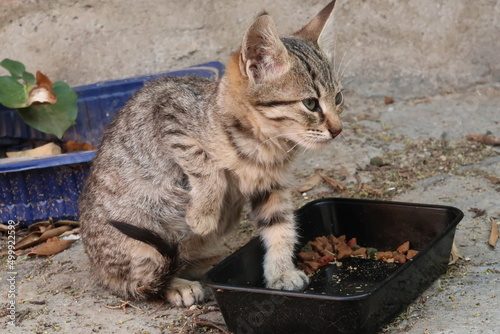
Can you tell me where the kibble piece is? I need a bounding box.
[309,240,324,252]
[297,251,321,261]
[396,241,410,254]
[304,261,321,271]
[392,252,407,263]
[352,247,367,258]
[376,251,393,261]
[346,238,358,248]
[297,234,418,276]
[406,249,419,260]
[337,247,353,260]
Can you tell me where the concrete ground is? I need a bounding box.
[1,83,499,333]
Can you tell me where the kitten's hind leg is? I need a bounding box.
[165,278,205,307]
[107,221,205,307]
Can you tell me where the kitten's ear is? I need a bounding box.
[239,14,290,84]
[294,0,336,52]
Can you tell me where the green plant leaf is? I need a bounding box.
[0,76,30,108]
[0,58,26,79]
[22,71,36,85]
[17,81,78,139]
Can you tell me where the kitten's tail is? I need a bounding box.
[108,220,181,300]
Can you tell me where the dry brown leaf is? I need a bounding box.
[27,71,57,105]
[465,132,500,146]
[384,96,395,105]
[297,173,323,193]
[469,207,486,218]
[449,242,463,265]
[59,227,81,238]
[62,140,97,153]
[6,142,61,159]
[488,218,498,248]
[28,220,53,232]
[54,220,81,227]
[318,172,346,191]
[484,175,500,185]
[27,237,76,257]
[15,225,72,250]
[14,231,43,250]
[42,225,72,238]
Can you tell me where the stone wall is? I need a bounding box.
[1,0,498,97]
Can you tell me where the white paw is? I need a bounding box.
[265,268,310,291]
[166,278,204,307]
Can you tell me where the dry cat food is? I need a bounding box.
[296,235,419,275]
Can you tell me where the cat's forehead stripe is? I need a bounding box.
[282,38,335,94]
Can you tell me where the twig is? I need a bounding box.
[148,301,168,316]
[318,172,346,191]
[179,320,190,334]
[193,317,230,334]
[488,218,498,248]
[354,173,362,192]
[103,300,142,313]
[361,184,383,196]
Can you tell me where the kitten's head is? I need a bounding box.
[225,0,343,150]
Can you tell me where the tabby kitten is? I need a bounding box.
[79,0,343,307]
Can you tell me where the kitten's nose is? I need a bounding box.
[328,127,342,139]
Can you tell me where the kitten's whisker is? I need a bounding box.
[260,133,294,145]
[291,137,315,155]
[248,133,288,155]
[337,132,348,145]
[338,40,354,78]
[340,78,354,87]
[332,31,339,72]
[339,44,361,82]
[299,140,311,155]
[260,133,291,145]
[340,52,358,81]
[286,141,302,153]
[253,132,310,154]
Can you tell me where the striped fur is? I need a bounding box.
[79,0,342,307]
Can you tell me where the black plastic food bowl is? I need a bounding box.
[202,198,464,334]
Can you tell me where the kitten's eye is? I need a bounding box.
[335,91,344,106]
[303,98,321,112]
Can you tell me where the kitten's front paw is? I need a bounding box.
[265,268,310,291]
[166,278,205,307]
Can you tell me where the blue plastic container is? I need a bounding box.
[0,62,224,225]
